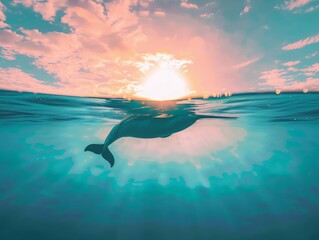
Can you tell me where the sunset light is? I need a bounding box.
[136,63,190,101]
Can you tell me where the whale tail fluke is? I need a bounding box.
[101,147,115,167]
[85,144,104,154]
[85,144,115,167]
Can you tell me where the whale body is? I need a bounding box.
[85,114,236,167]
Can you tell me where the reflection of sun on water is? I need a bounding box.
[136,62,191,101]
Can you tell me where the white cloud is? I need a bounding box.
[305,51,317,59]
[200,13,214,19]
[305,5,319,12]
[263,25,270,30]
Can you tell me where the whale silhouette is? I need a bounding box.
[85,113,237,167]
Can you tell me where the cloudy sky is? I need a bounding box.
[0,0,318,97]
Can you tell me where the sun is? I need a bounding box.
[135,63,190,101]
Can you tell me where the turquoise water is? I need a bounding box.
[0,89,319,239]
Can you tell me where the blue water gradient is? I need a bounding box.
[0,90,319,239]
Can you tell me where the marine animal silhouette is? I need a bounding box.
[85,113,236,167]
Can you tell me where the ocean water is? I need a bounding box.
[0,89,319,239]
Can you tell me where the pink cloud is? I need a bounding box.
[287,67,299,72]
[279,0,312,10]
[303,63,319,76]
[12,0,33,8]
[154,10,166,17]
[1,0,261,97]
[240,6,251,16]
[1,48,16,60]
[286,78,319,91]
[0,22,6,29]
[139,0,155,8]
[0,29,22,43]
[13,0,68,21]
[240,0,251,15]
[139,1,149,8]
[260,66,319,91]
[0,68,59,94]
[0,67,109,96]
[180,1,198,9]
[0,2,8,28]
[139,10,150,16]
[282,60,300,67]
[260,69,289,88]
[282,34,319,50]
[0,1,146,97]
[33,1,65,21]
[233,57,261,69]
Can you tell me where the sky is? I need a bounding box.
[0,0,318,97]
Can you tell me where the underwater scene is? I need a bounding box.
[1,89,319,239]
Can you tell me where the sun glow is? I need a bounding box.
[136,63,190,101]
